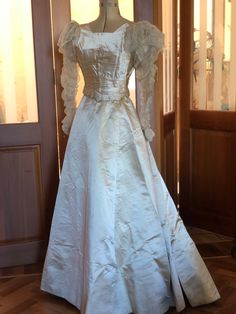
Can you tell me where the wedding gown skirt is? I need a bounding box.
[40,21,220,314]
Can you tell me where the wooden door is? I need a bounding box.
[0,0,59,267]
[179,0,236,237]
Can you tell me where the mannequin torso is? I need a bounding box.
[81,0,133,33]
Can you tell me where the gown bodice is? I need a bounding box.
[77,24,133,102]
[58,20,164,141]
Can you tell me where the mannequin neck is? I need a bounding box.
[99,0,121,19]
[100,1,119,8]
[84,0,127,33]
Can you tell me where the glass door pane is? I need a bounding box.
[70,0,135,105]
[193,0,236,111]
[0,0,38,124]
[162,0,176,114]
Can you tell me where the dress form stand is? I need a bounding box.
[84,0,131,33]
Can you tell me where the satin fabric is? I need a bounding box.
[78,24,132,102]
[41,23,220,314]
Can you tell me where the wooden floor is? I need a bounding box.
[0,228,235,314]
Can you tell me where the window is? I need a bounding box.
[162,0,176,114]
[0,0,38,124]
[193,0,236,111]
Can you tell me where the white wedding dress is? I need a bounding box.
[40,20,220,314]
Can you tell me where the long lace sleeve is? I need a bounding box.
[57,21,80,135]
[125,21,164,141]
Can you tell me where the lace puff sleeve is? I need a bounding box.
[57,21,80,135]
[125,21,164,141]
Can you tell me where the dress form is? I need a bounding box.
[83,0,132,33]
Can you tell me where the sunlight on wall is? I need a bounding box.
[70,0,134,23]
[70,0,135,106]
[0,0,38,124]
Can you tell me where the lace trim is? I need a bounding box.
[58,21,80,135]
[58,20,80,61]
[125,21,164,141]
[60,57,79,135]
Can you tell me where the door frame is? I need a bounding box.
[51,0,71,169]
[178,0,193,215]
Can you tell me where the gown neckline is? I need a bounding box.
[80,22,130,34]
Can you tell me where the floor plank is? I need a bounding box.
[0,256,235,313]
[0,228,235,313]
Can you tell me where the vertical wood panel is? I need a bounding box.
[0,146,43,242]
[51,0,71,169]
[189,128,236,236]
[164,131,176,199]
[229,0,236,109]
[179,0,193,213]
[0,145,46,267]
[31,0,59,232]
[153,0,164,172]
